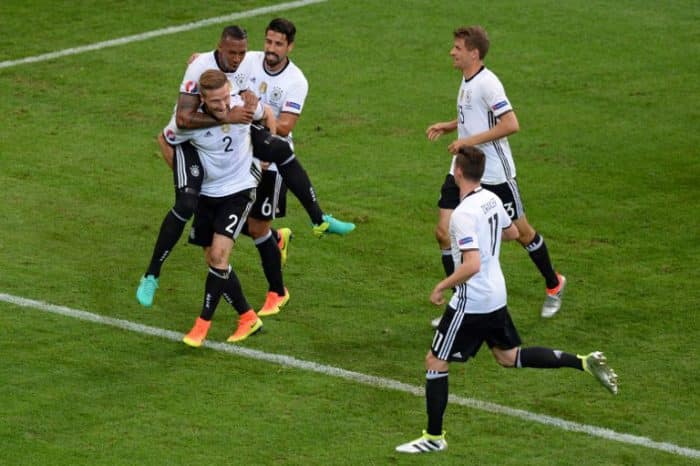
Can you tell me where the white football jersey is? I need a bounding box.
[164,50,259,126]
[180,50,256,96]
[451,67,516,184]
[163,94,262,197]
[237,51,309,173]
[245,51,308,147]
[448,187,512,314]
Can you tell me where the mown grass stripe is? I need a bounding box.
[0,0,327,70]
[1,292,697,460]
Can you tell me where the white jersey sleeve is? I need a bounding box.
[450,209,479,257]
[253,102,265,120]
[280,77,308,115]
[179,53,215,95]
[481,74,512,118]
[162,115,194,145]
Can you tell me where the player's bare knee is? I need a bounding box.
[425,351,448,372]
[206,248,229,269]
[247,218,270,239]
[517,231,535,247]
[492,348,517,368]
[514,219,536,246]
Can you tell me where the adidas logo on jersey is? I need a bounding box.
[204,130,213,137]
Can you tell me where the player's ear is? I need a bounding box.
[287,42,295,53]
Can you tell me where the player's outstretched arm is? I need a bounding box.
[448,111,519,154]
[426,120,458,141]
[275,112,300,138]
[261,104,277,135]
[430,249,480,305]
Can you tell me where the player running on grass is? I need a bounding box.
[428,26,565,327]
[396,147,618,454]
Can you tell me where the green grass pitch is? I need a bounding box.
[0,1,698,464]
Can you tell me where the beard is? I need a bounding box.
[265,52,282,67]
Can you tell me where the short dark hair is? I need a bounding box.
[221,25,248,41]
[454,26,489,60]
[455,146,485,181]
[266,17,296,44]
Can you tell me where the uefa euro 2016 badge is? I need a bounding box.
[184,80,198,93]
[189,165,200,177]
[259,82,268,95]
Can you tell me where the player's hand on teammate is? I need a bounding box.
[262,104,277,135]
[448,138,471,154]
[240,89,259,109]
[225,105,255,124]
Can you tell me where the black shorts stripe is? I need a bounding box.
[175,145,186,189]
[506,178,524,217]
[488,110,513,179]
[172,141,203,192]
[436,308,465,360]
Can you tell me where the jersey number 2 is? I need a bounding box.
[223,136,233,152]
[225,214,239,234]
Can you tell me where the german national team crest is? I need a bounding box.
[270,86,283,104]
[189,165,200,177]
[460,88,472,105]
[234,73,248,89]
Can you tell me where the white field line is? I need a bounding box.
[1,292,698,459]
[0,0,327,70]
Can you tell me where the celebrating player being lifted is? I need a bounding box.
[136,21,355,310]
[396,147,618,454]
[428,26,565,326]
[165,69,269,346]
